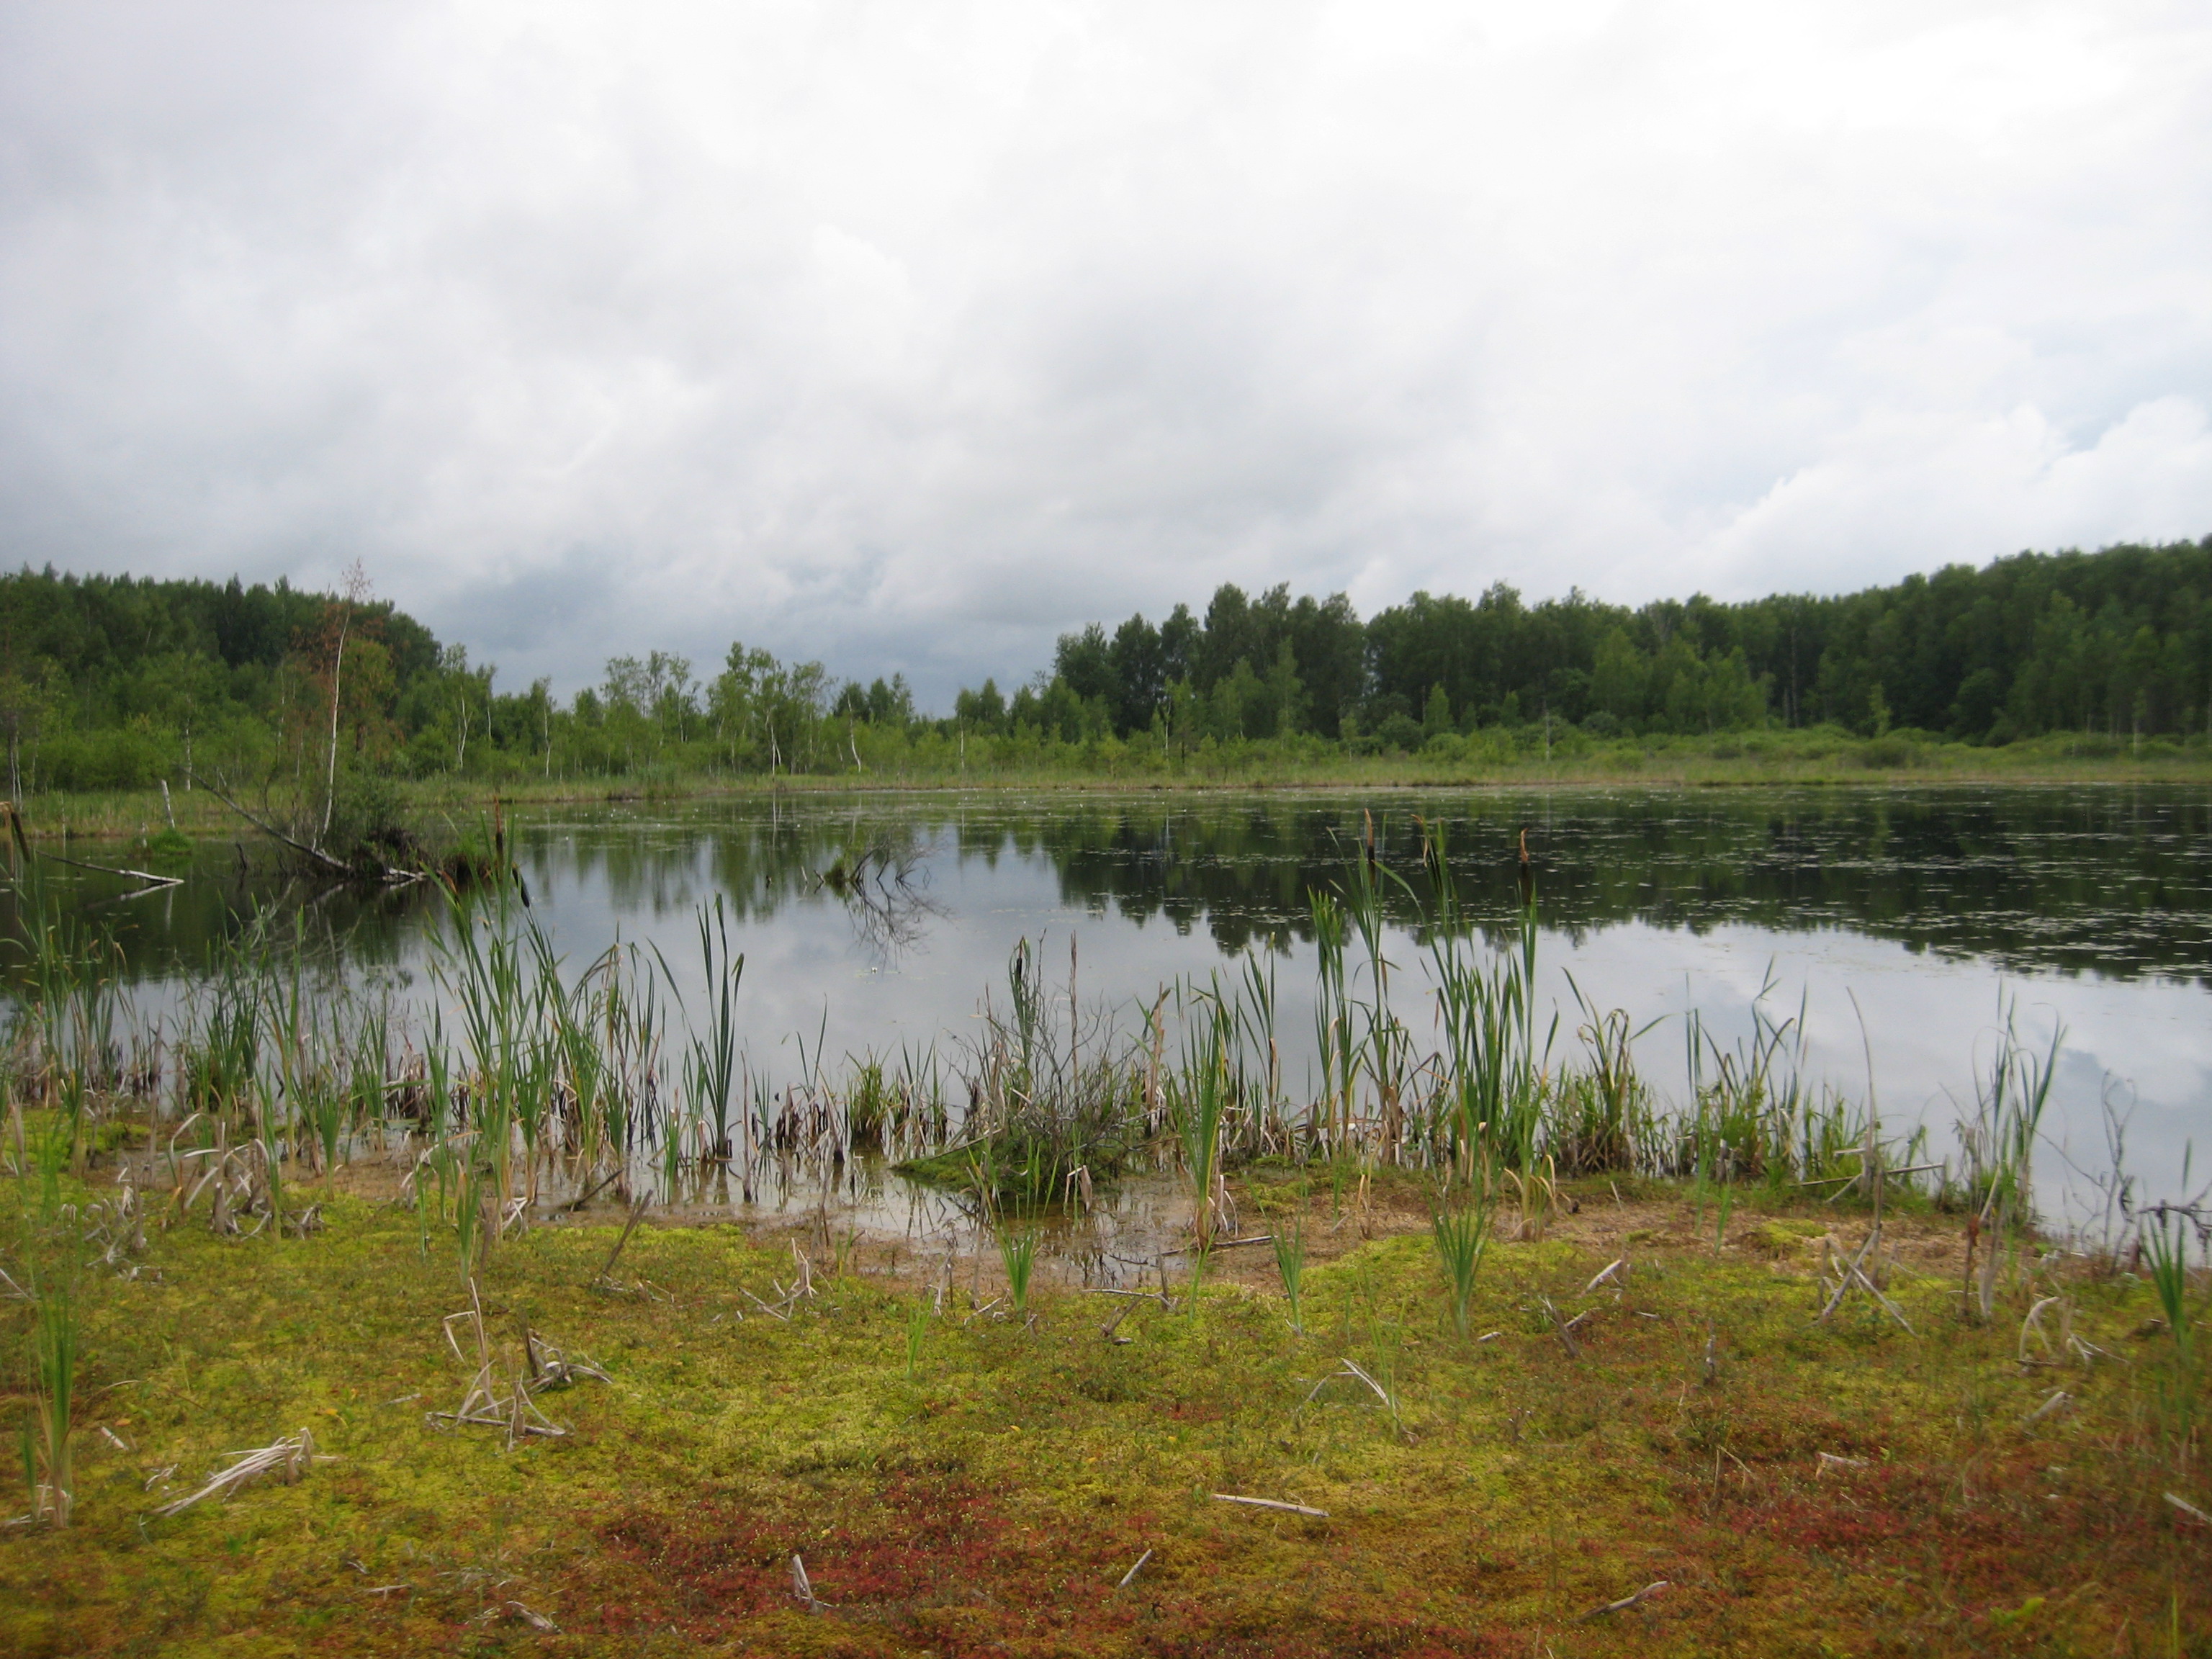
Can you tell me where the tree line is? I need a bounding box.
[1,536,2206,794]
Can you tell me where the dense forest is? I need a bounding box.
[1,536,2207,795]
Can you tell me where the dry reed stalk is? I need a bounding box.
[1210,1493,1327,1517]
[151,1429,333,1517]
[1581,1581,1671,1620]
[790,1554,829,1611]
[429,1280,597,1444]
[1540,1296,1583,1359]
[2020,1389,2072,1427]
[1815,1227,1913,1331]
[589,1194,651,1289]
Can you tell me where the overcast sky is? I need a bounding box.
[3,1,2209,705]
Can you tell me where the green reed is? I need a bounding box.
[1346,814,1413,1155]
[2143,1206,2199,1468]
[1174,1012,1230,1249]
[998,1227,1038,1317]
[1272,1203,1308,1334]
[1959,1003,2062,1318]
[22,1269,77,1527]
[1420,819,1549,1175]
[904,1300,929,1380]
[1303,892,1346,1142]
[1429,1179,1495,1337]
[658,896,743,1163]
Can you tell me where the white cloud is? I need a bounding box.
[1,0,2208,701]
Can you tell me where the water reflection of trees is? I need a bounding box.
[17,787,2211,987]
[994,788,2212,981]
[0,854,428,989]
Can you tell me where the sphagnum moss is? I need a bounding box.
[3,1174,2206,1658]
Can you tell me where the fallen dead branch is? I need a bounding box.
[186,768,428,886]
[33,848,182,889]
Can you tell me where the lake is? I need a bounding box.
[19,782,2212,1228]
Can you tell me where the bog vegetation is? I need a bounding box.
[1,823,2206,1653]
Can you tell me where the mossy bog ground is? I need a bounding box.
[3,1173,2206,1657]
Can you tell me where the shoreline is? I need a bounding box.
[17,749,2212,845]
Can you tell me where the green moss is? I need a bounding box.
[1,1172,2204,1655]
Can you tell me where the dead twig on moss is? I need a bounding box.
[1815,1228,1914,1333]
[1584,1258,1625,1294]
[791,1553,830,1611]
[2020,1388,2072,1428]
[151,1429,333,1517]
[1581,1580,1671,1620]
[1211,1493,1327,1518]
[431,1280,599,1444]
[1541,1296,1583,1359]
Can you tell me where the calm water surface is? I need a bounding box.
[27,783,2212,1224]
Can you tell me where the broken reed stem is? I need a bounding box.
[1211,1493,1328,1518]
[592,1194,651,1286]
